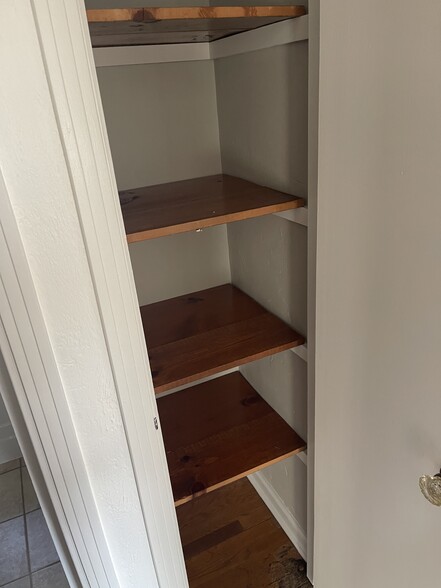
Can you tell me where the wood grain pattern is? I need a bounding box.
[88,18,284,46]
[87,6,306,23]
[142,284,305,393]
[87,6,307,47]
[158,372,306,505]
[176,479,311,587]
[121,174,304,243]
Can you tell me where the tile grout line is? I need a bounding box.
[0,506,40,527]
[20,463,33,588]
[0,562,62,588]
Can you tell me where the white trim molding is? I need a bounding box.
[32,0,188,586]
[0,1,188,587]
[0,168,110,587]
[93,42,211,67]
[93,15,309,67]
[248,470,307,561]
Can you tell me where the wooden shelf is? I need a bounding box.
[142,283,304,393]
[158,372,306,505]
[121,174,304,243]
[87,6,307,47]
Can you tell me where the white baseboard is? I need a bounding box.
[248,469,307,561]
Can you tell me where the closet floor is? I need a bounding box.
[176,478,312,588]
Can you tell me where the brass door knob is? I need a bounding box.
[419,471,441,506]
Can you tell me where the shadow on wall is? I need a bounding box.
[0,395,21,466]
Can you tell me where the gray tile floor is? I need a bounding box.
[0,459,69,587]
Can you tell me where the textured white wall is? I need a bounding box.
[314,1,441,586]
[215,42,309,540]
[97,62,222,190]
[0,2,157,584]
[97,61,231,303]
[130,227,230,305]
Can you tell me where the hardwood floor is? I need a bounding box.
[176,478,312,588]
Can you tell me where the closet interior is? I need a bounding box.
[87,3,313,584]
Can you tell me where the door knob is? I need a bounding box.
[419,471,441,506]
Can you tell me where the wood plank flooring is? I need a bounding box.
[176,478,312,588]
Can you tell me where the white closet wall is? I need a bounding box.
[97,61,231,304]
[215,41,309,538]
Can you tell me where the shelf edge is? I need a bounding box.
[154,335,305,394]
[126,196,305,243]
[93,42,210,67]
[174,441,306,506]
[155,366,240,399]
[93,15,309,67]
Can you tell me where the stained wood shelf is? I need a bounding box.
[158,372,306,505]
[142,283,304,393]
[120,174,304,243]
[87,6,307,47]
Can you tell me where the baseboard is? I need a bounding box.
[248,470,307,561]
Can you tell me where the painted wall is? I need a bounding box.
[314,1,441,586]
[0,2,158,584]
[215,42,309,542]
[0,392,21,464]
[96,62,231,304]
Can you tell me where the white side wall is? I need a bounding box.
[0,2,161,584]
[215,42,309,542]
[314,1,441,586]
[97,62,230,304]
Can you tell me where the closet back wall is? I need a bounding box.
[97,61,231,304]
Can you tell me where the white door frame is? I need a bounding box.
[0,0,187,586]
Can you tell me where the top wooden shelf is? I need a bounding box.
[87,5,307,47]
[120,174,305,243]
